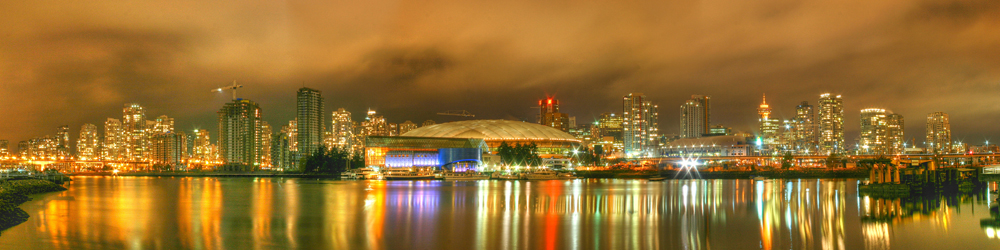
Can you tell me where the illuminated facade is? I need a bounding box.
[362,110,389,136]
[859,108,888,155]
[191,129,217,166]
[0,140,7,157]
[595,112,623,143]
[77,123,100,160]
[218,99,263,170]
[151,132,187,169]
[123,103,149,161]
[259,122,272,169]
[622,93,658,157]
[56,125,70,157]
[271,125,294,170]
[679,95,710,138]
[757,95,779,154]
[152,115,174,134]
[794,101,818,155]
[102,118,126,161]
[296,87,324,156]
[886,113,904,155]
[539,97,570,131]
[661,135,751,157]
[818,93,844,155]
[926,111,951,153]
[331,108,355,153]
[365,136,486,171]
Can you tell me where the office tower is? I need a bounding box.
[539,97,570,131]
[679,95,710,138]
[55,125,70,157]
[399,121,418,135]
[259,122,272,169]
[151,132,186,169]
[152,115,174,134]
[363,110,389,136]
[296,88,324,156]
[422,120,436,127]
[794,101,818,155]
[926,112,951,153]
[123,103,149,161]
[622,93,658,157]
[218,99,263,170]
[331,108,354,152]
[818,93,844,155]
[77,124,100,160]
[859,108,888,155]
[757,95,779,153]
[886,113,904,155]
[596,112,624,143]
[102,118,125,161]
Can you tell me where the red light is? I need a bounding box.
[547,99,552,104]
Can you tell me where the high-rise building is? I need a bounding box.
[399,120,418,135]
[218,99,263,170]
[679,95,710,138]
[152,115,174,134]
[757,95,779,153]
[794,101,818,155]
[192,129,216,166]
[123,103,149,161]
[151,132,186,169]
[818,93,844,155]
[102,118,126,161]
[886,113,904,155]
[539,97,571,131]
[296,88,324,156]
[55,125,71,157]
[859,108,888,155]
[622,93,658,157]
[422,120,436,127]
[259,122,272,169]
[331,108,354,152]
[926,112,951,153]
[17,141,28,158]
[388,123,399,136]
[77,124,100,160]
[363,110,389,136]
[596,112,624,142]
[272,126,293,170]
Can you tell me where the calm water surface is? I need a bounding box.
[1,176,998,249]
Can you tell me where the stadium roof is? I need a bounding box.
[402,120,580,142]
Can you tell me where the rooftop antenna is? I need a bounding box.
[212,80,244,100]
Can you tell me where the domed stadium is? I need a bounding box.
[402,120,581,156]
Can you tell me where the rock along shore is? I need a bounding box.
[0,179,67,231]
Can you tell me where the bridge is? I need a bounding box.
[634,153,1000,168]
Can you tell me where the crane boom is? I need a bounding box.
[212,80,244,100]
[437,110,475,117]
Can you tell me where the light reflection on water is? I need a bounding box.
[0,177,997,249]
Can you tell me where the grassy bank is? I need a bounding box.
[0,179,67,231]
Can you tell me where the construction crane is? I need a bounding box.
[212,80,243,100]
[437,110,475,117]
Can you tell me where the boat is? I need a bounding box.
[492,172,521,180]
[649,176,667,181]
[524,170,574,180]
[343,168,381,180]
[443,172,490,181]
[383,168,435,180]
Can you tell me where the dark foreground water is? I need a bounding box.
[1,176,998,249]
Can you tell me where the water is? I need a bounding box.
[0,176,998,249]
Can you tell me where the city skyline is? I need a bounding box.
[2,0,1000,148]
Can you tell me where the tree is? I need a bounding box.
[781,152,793,170]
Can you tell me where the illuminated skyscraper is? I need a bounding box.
[388,123,399,136]
[123,103,149,161]
[794,101,818,155]
[886,113,904,155]
[218,99,263,170]
[0,140,8,157]
[539,97,570,131]
[818,93,844,155]
[363,110,389,136]
[192,129,216,165]
[679,95,710,138]
[102,118,125,161]
[296,88,324,156]
[259,122,272,169]
[77,124,100,160]
[151,131,186,169]
[926,112,951,153]
[859,108,888,155]
[399,120,418,135]
[331,108,354,152]
[622,93,658,157]
[757,95,779,153]
[56,125,70,157]
[152,115,174,134]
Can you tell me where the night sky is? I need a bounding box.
[2,0,999,147]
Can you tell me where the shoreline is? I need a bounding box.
[0,179,67,232]
[68,169,870,180]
